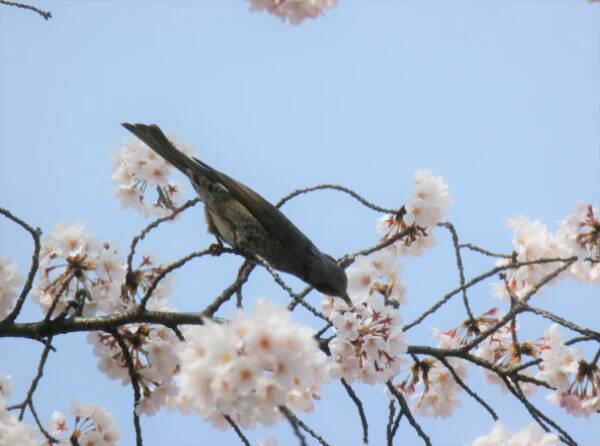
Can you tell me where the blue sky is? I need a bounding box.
[1,1,598,445]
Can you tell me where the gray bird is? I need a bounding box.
[122,123,349,302]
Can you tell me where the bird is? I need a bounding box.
[122,123,350,303]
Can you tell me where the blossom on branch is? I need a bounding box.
[0,375,39,446]
[557,203,600,283]
[468,421,558,446]
[377,170,451,256]
[175,298,328,428]
[538,325,600,417]
[323,259,408,384]
[45,401,120,446]
[473,319,541,396]
[391,330,468,418]
[88,321,179,416]
[248,0,337,25]
[111,134,194,217]
[492,216,570,300]
[0,257,23,319]
[32,221,125,317]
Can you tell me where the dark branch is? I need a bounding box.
[0,0,51,20]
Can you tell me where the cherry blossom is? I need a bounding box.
[0,257,22,319]
[323,289,407,384]
[491,216,571,300]
[538,325,600,417]
[377,170,451,256]
[111,134,194,217]
[45,402,121,446]
[175,298,328,428]
[468,421,558,446]
[390,329,467,418]
[474,319,542,397]
[32,221,125,317]
[88,322,179,416]
[248,0,337,25]
[557,203,600,283]
[0,376,39,446]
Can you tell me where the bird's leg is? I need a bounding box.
[205,207,226,255]
[209,239,225,255]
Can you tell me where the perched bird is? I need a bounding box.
[122,123,349,303]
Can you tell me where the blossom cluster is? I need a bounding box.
[537,325,600,417]
[175,299,328,428]
[468,421,558,446]
[493,203,599,300]
[324,295,407,384]
[473,317,540,397]
[88,321,180,416]
[392,330,468,418]
[0,257,22,319]
[377,170,451,256]
[248,0,337,24]
[47,401,121,446]
[111,134,194,217]
[0,376,38,446]
[32,221,125,317]
[32,220,175,319]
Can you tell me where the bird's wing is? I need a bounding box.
[191,156,314,253]
[122,122,313,252]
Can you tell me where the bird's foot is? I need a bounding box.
[209,243,225,256]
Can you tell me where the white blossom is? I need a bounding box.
[468,421,558,446]
[0,410,38,446]
[44,402,120,446]
[324,287,407,384]
[88,323,179,415]
[473,322,540,397]
[345,250,406,306]
[537,325,599,417]
[0,257,23,319]
[33,221,125,317]
[49,410,68,434]
[377,170,450,257]
[248,0,337,25]
[111,134,194,217]
[492,216,570,300]
[404,170,452,228]
[175,298,328,428]
[0,376,38,446]
[557,203,600,283]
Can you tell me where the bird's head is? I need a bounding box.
[306,251,348,299]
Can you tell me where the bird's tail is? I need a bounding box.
[122,122,195,175]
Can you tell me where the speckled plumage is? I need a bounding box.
[122,123,349,301]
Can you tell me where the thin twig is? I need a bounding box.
[276,183,399,214]
[437,356,498,420]
[28,400,59,443]
[459,243,511,258]
[386,382,432,446]
[139,247,232,309]
[340,378,369,445]
[279,406,309,446]
[404,257,576,331]
[502,376,576,445]
[126,198,201,279]
[0,207,42,324]
[279,406,331,446]
[12,336,54,420]
[386,400,396,446]
[0,0,51,20]
[255,257,330,322]
[112,331,143,446]
[439,222,475,323]
[224,414,251,446]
